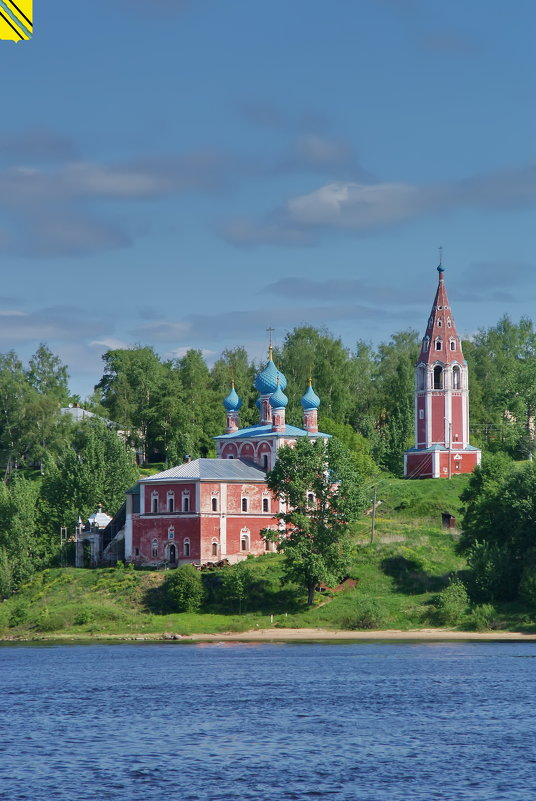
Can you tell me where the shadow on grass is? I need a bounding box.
[142,572,307,616]
[381,556,450,594]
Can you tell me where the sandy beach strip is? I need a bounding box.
[176,627,536,642]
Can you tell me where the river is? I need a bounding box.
[1,641,535,800]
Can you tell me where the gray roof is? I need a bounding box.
[142,458,267,483]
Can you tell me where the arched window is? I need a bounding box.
[450,339,456,351]
[152,539,158,558]
[435,338,442,351]
[262,497,269,513]
[307,492,315,506]
[437,319,442,327]
[452,365,461,390]
[241,497,248,513]
[151,493,158,514]
[211,496,218,512]
[265,539,271,551]
[433,365,443,390]
[168,527,175,540]
[183,538,190,557]
[211,541,218,557]
[417,366,426,391]
[227,455,234,459]
[241,533,250,552]
[182,492,190,512]
[447,318,452,328]
[167,492,174,513]
[262,454,269,469]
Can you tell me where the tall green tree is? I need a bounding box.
[39,418,138,543]
[211,347,258,428]
[264,437,367,605]
[0,476,41,594]
[95,347,166,461]
[26,343,70,404]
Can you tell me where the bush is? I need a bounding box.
[469,603,498,632]
[166,564,204,613]
[9,600,29,627]
[342,597,387,630]
[432,578,469,625]
[466,541,518,602]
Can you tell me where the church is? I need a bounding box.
[124,346,329,566]
[404,265,481,478]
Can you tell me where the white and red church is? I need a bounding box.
[124,347,329,566]
[404,265,481,479]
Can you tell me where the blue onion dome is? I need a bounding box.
[301,380,320,410]
[269,382,288,409]
[255,351,288,394]
[223,383,242,412]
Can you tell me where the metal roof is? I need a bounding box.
[214,423,329,441]
[141,458,267,483]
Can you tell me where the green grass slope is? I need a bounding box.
[1,475,534,638]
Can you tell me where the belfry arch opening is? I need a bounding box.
[452,365,461,390]
[433,365,443,390]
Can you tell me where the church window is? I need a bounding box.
[424,337,430,352]
[135,548,140,557]
[183,538,190,557]
[453,366,461,390]
[152,539,158,558]
[435,338,442,351]
[151,493,158,514]
[437,319,442,327]
[212,497,218,512]
[227,455,234,459]
[262,454,269,469]
[182,492,190,512]
[241,533,250,551]
[419,409,424,420]
[265,539,271,551]
[433,365,443,390]
[263,497,269,512]
[211,541,218,557]
[168,527,175,540]
[450,339,456,351]
[447,318,452,328]
[307,492,315,506]
[241,497,248,513]
[167,493,175,512]
[417,366,426,390]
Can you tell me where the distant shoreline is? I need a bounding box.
[3,627,536,644]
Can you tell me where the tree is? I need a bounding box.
[221,562,250,613]
[39,418,139,545]
[459,455,536,600]
[166,564,204,612]
[26,343,70,404]
[95,347,166,462]
[0,476,41,593]
[264,437,367,605]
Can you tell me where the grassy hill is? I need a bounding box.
[1,474,535,639]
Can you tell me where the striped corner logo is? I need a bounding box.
[0,0,32,41]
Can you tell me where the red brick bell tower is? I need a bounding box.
[404,263,481,479]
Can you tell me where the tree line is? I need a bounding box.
[1,315,536,598]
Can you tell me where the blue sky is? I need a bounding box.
[1,0,536,397]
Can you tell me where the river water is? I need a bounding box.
[1,641,535,801]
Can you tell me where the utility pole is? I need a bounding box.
[370,486,377,544]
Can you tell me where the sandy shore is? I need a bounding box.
[3,627,536,643]
[176,627,536,642]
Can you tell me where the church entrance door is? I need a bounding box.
[169,544,177,564]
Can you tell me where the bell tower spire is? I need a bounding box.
[404,262,481,479]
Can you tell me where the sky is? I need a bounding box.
[1,0,536,398]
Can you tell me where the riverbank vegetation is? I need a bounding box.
[2,474,535,640]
